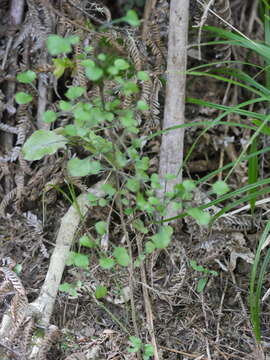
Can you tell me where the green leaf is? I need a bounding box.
[101,183,116,196]
[99,198,108,207]
[126,178,140,192]
[95,285,108,299]
[47,35,72,55]
[134,254,146,267]
[59,100,73,111]
[148,196,160,205]
[120,112,137,128]
[64,124,77,136]
[14,264,22,275]
[22,130,67,160]
[143,344,154,360]
[65,86,85,100]
[135,156,149,171]
[68,35,80,45]
[115,150,128,168]
[17,70,36,83]
[87,192,98,205]
[197,278,208,293]
[95,221,107,235]
[73,252,89,269]
[145,241,156,254]
[187,207,211,226]
[81,59,95,67]
[59,282,79,297]
[15,92,33,104]
[136,100,149,111]
[52,58,73,78]
[151,226,173,249]
[122,81,139,95]
[122,10,140,26]
[114,58,129,70]
[97,53,106,61]
[212,180,230,196]
[66,251,76,266]
[79,235,97,248]
[113,247,130,266]
[67,157,101,177]
[105,112,114,122]
[99,257,115,269]
[42,110,57,123]
[132,219,148,234]
[150,173,161,189]
[182,179,196,192]
[84,45,94,53]
[136,192,154,214]
[172,202,182,211]
[107,66,119,75]
[137,71,149,81]
[128,336,142,353]
[190,260,218,276]
[85,66,104,81]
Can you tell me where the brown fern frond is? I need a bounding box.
[0,267,26,296]
[146,37,164,74]
[85,1,111,23]
[122,94,134,110]
[18,153,32,175]
[140,78,153,105]
[213,0,232,61]
[24,211,43,234]
[0,188,17,217]
[0,280,12,295]
[21,317,35,354]
[73,31,87,88]
[0,257,16,269]
[125,35,142,71]
[15,172,25,201]
[16,104,30,147]
[149,77,162,126]
[39,242,49,258]
[10,293,27,323]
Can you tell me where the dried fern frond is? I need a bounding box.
[24,211,43,234]
[0,267,26,296]
[0,280,12,296]
[21,317,35,354]
[18,153,32,175]
[72,30,87,88]
[0,188,17,217]
[213,0,232,61]
[10,292,28,329]
[125,35,142,71]
[0,257,16,269]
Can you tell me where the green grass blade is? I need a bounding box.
[248,138,259,214]
[210,186,270,223]
[204,26,270,61]
[187,97,268,120]
[187,71,266,97]
[250,220,270,342]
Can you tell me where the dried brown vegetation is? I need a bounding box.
[0,0,269,359]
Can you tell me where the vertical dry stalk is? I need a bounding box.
[157,0,189,220]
